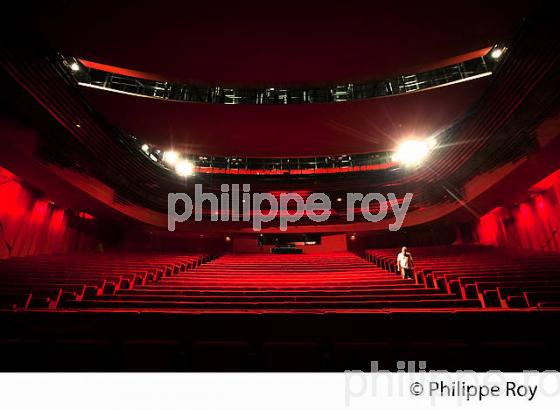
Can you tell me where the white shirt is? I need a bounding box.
[397,252,413,270]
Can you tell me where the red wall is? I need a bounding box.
[0,167,95,259]
[470,169,560,251]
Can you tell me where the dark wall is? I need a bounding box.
[120,230,228,255]
[346,221,457,256]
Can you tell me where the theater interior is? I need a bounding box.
[1,0,560,371]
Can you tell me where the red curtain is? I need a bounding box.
[474,169,560,251]
[0,167,94,259]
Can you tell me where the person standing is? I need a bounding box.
[397,246,414,280]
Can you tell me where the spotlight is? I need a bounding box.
[175,160,194,177]
[392,139,432,167]
[70,62,80,71]
[336,197,342,202]
[141,144,150,153]
[163,150,180,166]
[225,236,231,242]
[490,47,504,59]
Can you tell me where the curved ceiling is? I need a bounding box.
[29,0,531,86]
[82,76,489,157]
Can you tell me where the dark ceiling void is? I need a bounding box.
[81,76,489,157]
[25,0,533,87]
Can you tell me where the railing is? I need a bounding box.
[68,49,501,105]
[135,139,398,175]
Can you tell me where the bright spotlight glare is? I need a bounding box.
[490,48,504,59]
[141,144,150,153]
[393,140,431,167]
[163,150,180,165]
[70,62,80,71]
[175,160,194,177]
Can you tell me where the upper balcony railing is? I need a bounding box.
[134,137,398,176]
[66,47,504,105]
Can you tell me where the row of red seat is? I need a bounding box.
[365,245,560,308]
[6,246,559,312]
[59,252,480,312]
[0,252,208,309]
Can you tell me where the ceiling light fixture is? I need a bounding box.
[490,47,504,59]
[163,150,180,166]
[175,160,195,177]
[392,139,434,167]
